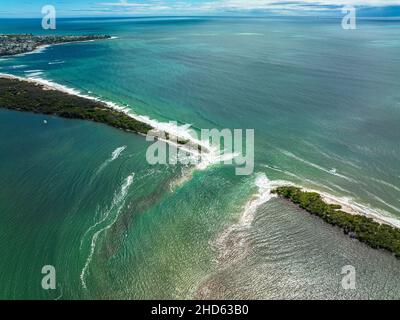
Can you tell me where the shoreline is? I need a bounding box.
[0,34,114,57]
[2,36,118,60]
[213,173,400,266]
[0,73,214,160]
[0,75,154,135]
[0,34,214,159]
[2,37,400,239]
[2,74,398,233]
[265,178,400,228]
[2,71,399,234]
[11,36,119,58]
[272,186,400,258]
[308,188,400,228]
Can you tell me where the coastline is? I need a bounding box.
[308,188,400,228]
[269,179,400,228]
[0,34,210,158]
[0,73,214,161]
[0,34,209,158]
[0,34,214,157]
[2,72,399,236]
[10,36,118,58]
[272,186,400,258]
[2,17,400,300]
[2,34,400,251]
[210,173,400,276]
[229,174,399,241]
[0,34,115,57]
[0,75,154,134]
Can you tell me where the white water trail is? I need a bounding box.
[280,149,356,182]
[111,146,127,161]
[82,167,131,247]
[263,163,400,227]
[369,177,400,193]
[10,64,28,69]
[80,173,134,289]
[25,71,44,78]
[88,146,127,187]
[48,60,65,65]
[0,73,224,171]
[97,145,127,174]
[215,173,287,264]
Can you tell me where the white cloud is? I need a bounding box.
[97,0,400,14]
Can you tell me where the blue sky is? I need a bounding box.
[1,0,400,18]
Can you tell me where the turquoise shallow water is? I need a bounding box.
[0,17,400,299]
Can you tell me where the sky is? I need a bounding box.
[1,0,400,18]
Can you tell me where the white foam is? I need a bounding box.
[367,192,400,214]
[0,73,222,171]
[87,146,127,199]
[325,181,352,194]
[196,150,238,171]
[80,173,134,289]
[48,60,65,65]
[111,146,127,161]
[280,149,356,182]
[214,173,290,264]
[236,33,264,36]
[264,164,340,194]
[13,45,51,57]
[218,172,378,265]
[369,177,400,193]
[23,69,42,73]
[302,187,400,228]
[26,72,44,78]
[303,141,363,170]
[10,36,116,59]
[216,173,283,246]
[239,173,278,226]
[264,163,400,228]
[10,65,27,69]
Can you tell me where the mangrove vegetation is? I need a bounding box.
[0,77,153,135]
[272,186,400,258]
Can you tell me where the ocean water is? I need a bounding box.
[0,17,399,299]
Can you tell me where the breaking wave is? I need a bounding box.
[280,149,356,182]
[0,73,231,173]
[214,173,288,264]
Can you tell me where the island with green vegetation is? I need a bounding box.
[272,186,400,258]
[0,34,111,56]
[0,33,208,152]
[0,76,203,152]
[0,77,153,134]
